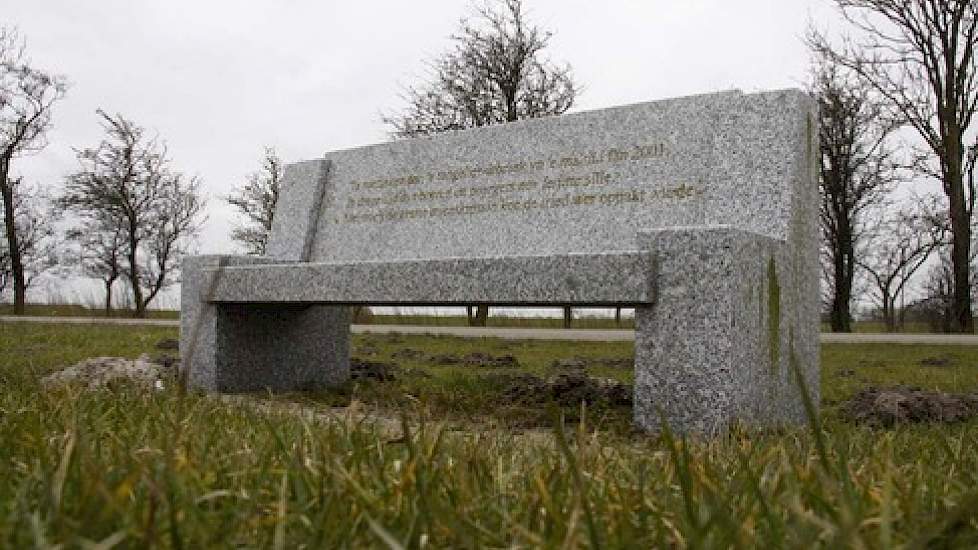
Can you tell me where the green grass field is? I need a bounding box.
[1,321,977,547]
[0,303,961,333]
[0,303,180,320]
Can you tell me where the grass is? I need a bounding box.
[0,303,180,320]
[2,303,975,333]
[1,321,978,547]
[367,313,637,329]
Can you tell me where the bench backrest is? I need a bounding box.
[266,89,816,264]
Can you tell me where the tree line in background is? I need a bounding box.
[0,27,204,318]
[6,1,978,332]
[812,0,978,333]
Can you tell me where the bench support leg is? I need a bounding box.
[181,255,350,392]
[633,228,819,435]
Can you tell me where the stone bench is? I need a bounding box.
[181,89,820,435]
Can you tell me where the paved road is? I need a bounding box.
[6,315,978,345]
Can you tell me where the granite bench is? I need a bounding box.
[181,89,820,435]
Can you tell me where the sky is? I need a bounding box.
[6,0,841,308]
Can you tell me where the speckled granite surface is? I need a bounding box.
[202,252,654,305]
[633,227,817,435]
[181,89,819,434]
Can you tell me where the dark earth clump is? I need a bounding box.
[841,386,978,426]
[551,357,633,371]
[548,373,632,406]
[350,359,400,382]
[592,357,633,370]
[429,353,462,365]
[391,348,427,361]
[919,356,953,368]
[488,372,632,407]
[461,352,520,368]
[155,338,179,351]
[427,352,519,368]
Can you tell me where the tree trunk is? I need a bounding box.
[882,291,894,332]
[615,307,622,327]
[127,225,146,318]
[104,278,114,316]
[472,305,489,327]
[886,295,897,333]
[467,305,490,326]
[946,148,975,333]
[563,306,572,329]
[829,224,854,332]
[0,169,26,315]
[897,297,906,331]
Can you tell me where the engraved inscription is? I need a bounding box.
[335,143,700,225]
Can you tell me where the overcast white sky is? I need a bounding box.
[6,0,842,307]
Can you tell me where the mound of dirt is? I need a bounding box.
[489,372,632,407]
[429,353,462,365]
[42,355,176,390]
[350,359,400,382]
[592,357,633,370]
[842,386,978,426]
[919,356,953,368]
[551,357,633,371]
[427,352,520,368]
[461,352,520,368]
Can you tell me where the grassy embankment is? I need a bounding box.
[1,321,977,547]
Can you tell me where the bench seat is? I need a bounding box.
[202,252,654,306]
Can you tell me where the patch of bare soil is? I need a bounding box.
[461,352,520,368]
[350,359,400,381]
[349,358,431,381]
[489,372,632,407]
[551,357,632,371]
[426,352,520,368]
[842,386,978,426]
[918,356,954,368]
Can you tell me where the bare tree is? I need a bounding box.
[0,27,68,314]
[810,49,901,332]
[228,146,282,255]
[65,217,126,315]
[859,203,945,331]
[811,1,978,332]
[918,250,956,332]
[0,178,56,301]
[61,110,205,318]
[385,0,578,326]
